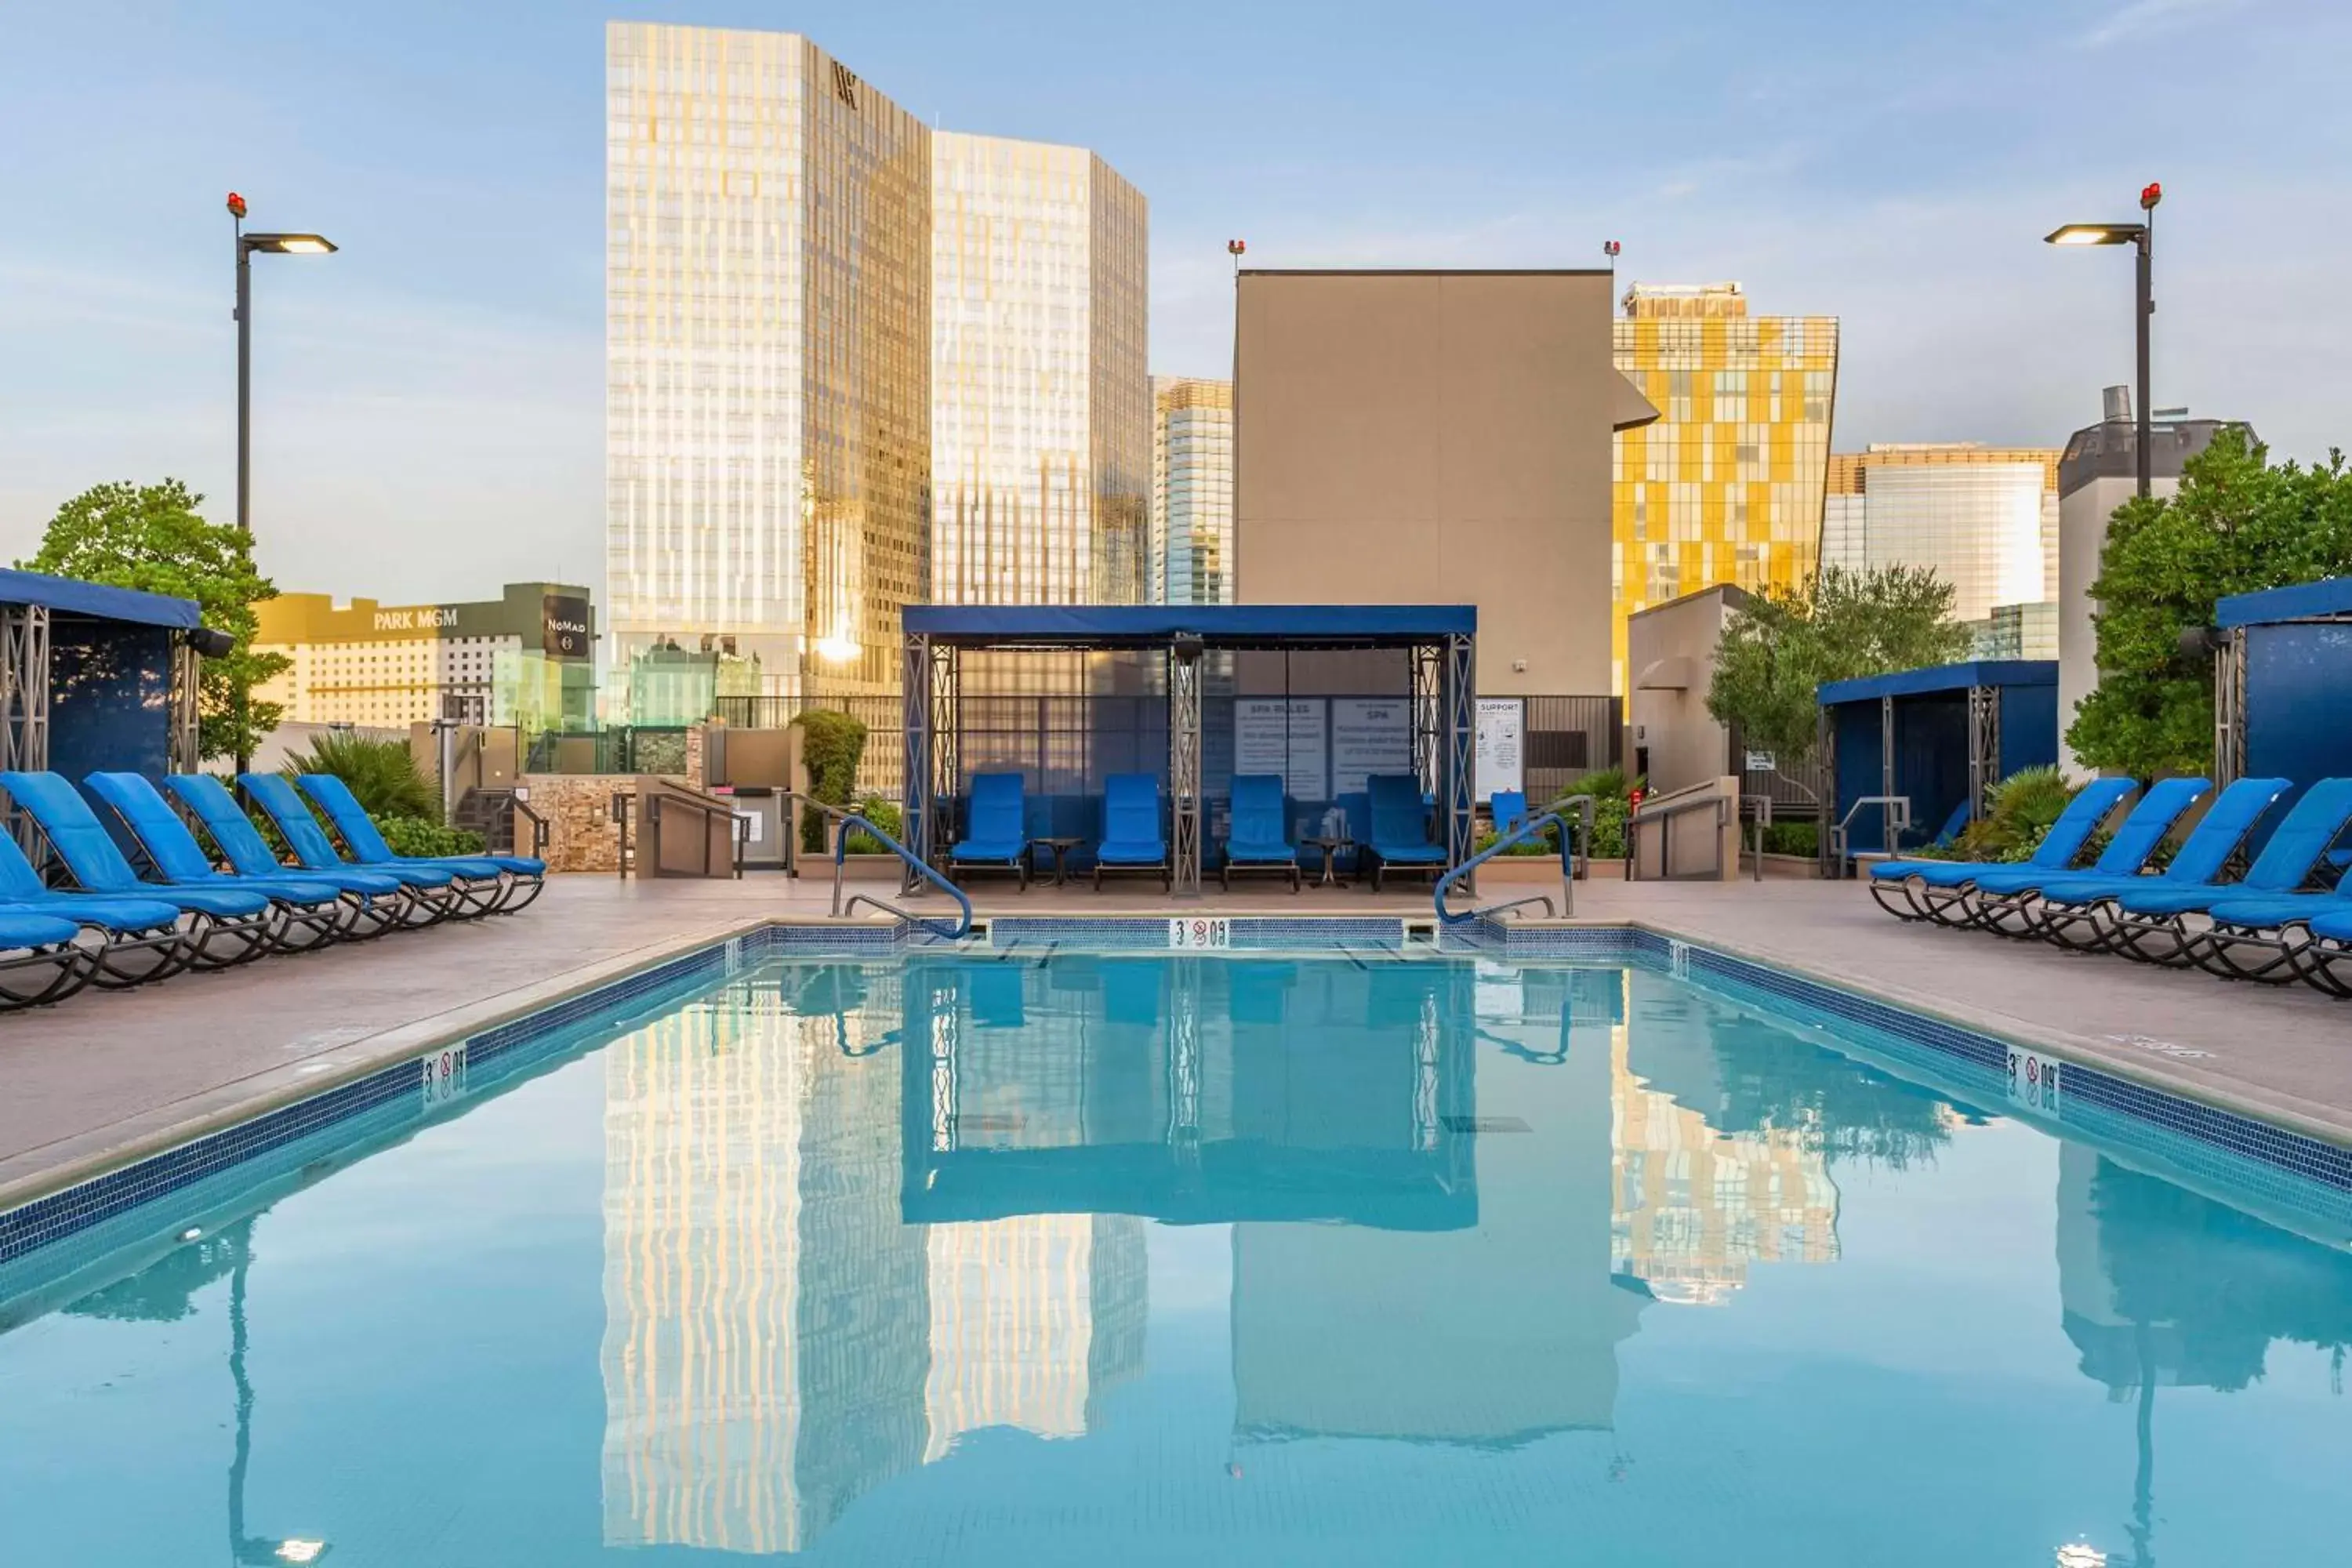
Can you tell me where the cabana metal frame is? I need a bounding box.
[1816,659,2060,870]
[2210,576,2352,793]
[0,570,206,858]
[900,605,1477,897]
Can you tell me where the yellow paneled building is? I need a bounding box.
[1611,282,1838,692]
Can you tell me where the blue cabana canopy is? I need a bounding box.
[0,568,202,630]
[901,604,1479,896]
[1817,660,2060,859]
[903,604,1475,648]
[2211,577,2352,833]
[0,568,207,788]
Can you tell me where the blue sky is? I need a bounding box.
[2,0,2346,602]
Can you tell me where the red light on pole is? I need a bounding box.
[2140,181,2162,211]
[226,191,248,221]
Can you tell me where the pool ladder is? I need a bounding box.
[1434,794,1596,927]
[779,791,974,940]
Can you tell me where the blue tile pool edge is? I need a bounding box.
[5,913,2349,1277]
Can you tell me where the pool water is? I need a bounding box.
[3,950,2350,1566]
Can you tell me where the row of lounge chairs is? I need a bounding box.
[0,769,545,1011]
[1867,774,2352,993]
[946,771,1451,892]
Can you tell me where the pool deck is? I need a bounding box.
[1,871,2347,1212]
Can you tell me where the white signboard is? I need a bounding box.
[1744,750,1777,774]
[419,1041,470,1110]
[1170,917,1231,950]
[1475,698,1525,802]
[2005,1047,2061,1116]
[1330,698,1412,797]
[1233,699,1327,800]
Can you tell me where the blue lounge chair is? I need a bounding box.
[1490,790,1530,837]
[238,773,469,925]
[164,773,430,935]
[0,908,92,1009]
[0,770,288,969]
[2097,777,2352,969]
[949,771,1029,888]
[1926,797,1973,850]
[2295,906,2352,996]
[85,772,380,949]
[1094,773,1169,891]
[1363,773,1447,891]
[1960,777,2211,935]
[2018,775,2292,952]
[296,771,545,915]
[1865,776,2136,923]
[1221,775,1299,891]
[0,823,194,989]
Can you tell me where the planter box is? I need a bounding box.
[837,852,906,882]
[1473,855,1628,883]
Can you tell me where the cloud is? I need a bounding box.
[2077,0,2247,49]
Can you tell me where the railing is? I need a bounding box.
[611,792,633,880]
[1828,794,1913,879]
[780,789,972,941]
[1435,794,1596,927]
[1743,794,1773,883]
[644,786,745,879]
[510,795,548,860]
[1627,785,1734,881]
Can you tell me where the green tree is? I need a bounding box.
[2069,426,2352,777]
[791,708,869,853]
[20,479,289,764]
[1705,564,1973,796]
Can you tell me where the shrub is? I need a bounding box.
[1762,818,1821,858]
[379,815,485,857]
[843,795,903,854]
[793,710,869,853]
[1952,766,2082,863]
[284,731,436,821]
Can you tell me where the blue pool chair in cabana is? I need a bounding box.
[1094,773,1170,891]
[2095,777,2352,968]
[1221,775,1300,891]
[949,771,1029,888]
[1865,775,2136,924]
[235,774,468,927]
[85,772,383,949]
[1960,777,2211,937]
[296,772,545,915]
[1926,797,1973,850]
[2018,775,2292,953]
[0,770,289,968]
[164,774,427,935]
[1363,773,1448,891]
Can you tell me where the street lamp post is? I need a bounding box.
[225,194,334,771]
[2045,182,2161,499]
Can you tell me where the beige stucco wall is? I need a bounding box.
[1233,270,1621,695]
[1625,586,1744,794]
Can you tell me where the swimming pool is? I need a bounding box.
[4,942,2350,1566]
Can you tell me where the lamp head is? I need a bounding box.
[2044,223,2143,247]
[243,233,337,255]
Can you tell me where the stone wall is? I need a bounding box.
[517,774,633,873]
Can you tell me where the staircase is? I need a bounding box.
[453,788,546,858]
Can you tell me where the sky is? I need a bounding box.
[2,0,2347,604]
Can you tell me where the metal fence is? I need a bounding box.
[1523,695,1624,799]
[523,727,690,777]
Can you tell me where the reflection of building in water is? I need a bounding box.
[923,1214,1147,1460]
[1611,1025,1840,1306]
[602,967,1147,1554]
[1232,963,1645,1443]
[601,978,928,1554]
[905,956,1475,1229]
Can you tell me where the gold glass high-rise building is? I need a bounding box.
[1610,282,1838,692]
[931,133,1149,607]
[1822,444,2063,655]
[1150,376,1234,605]
[605,23,931,701]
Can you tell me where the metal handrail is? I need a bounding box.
[1743,793,1773,883]
[780,789,973,940]
[1627,786,1733,881]
[1435,793,1596,927]
[510,794,549,859]
[644,785,745,879]
[1828,793,1913,878]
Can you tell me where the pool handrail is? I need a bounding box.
[781,790,972,940]
[1435,793,1596,927]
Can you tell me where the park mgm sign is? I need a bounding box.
[251,583,596,728]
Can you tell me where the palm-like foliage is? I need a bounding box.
[282,731,437,821]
